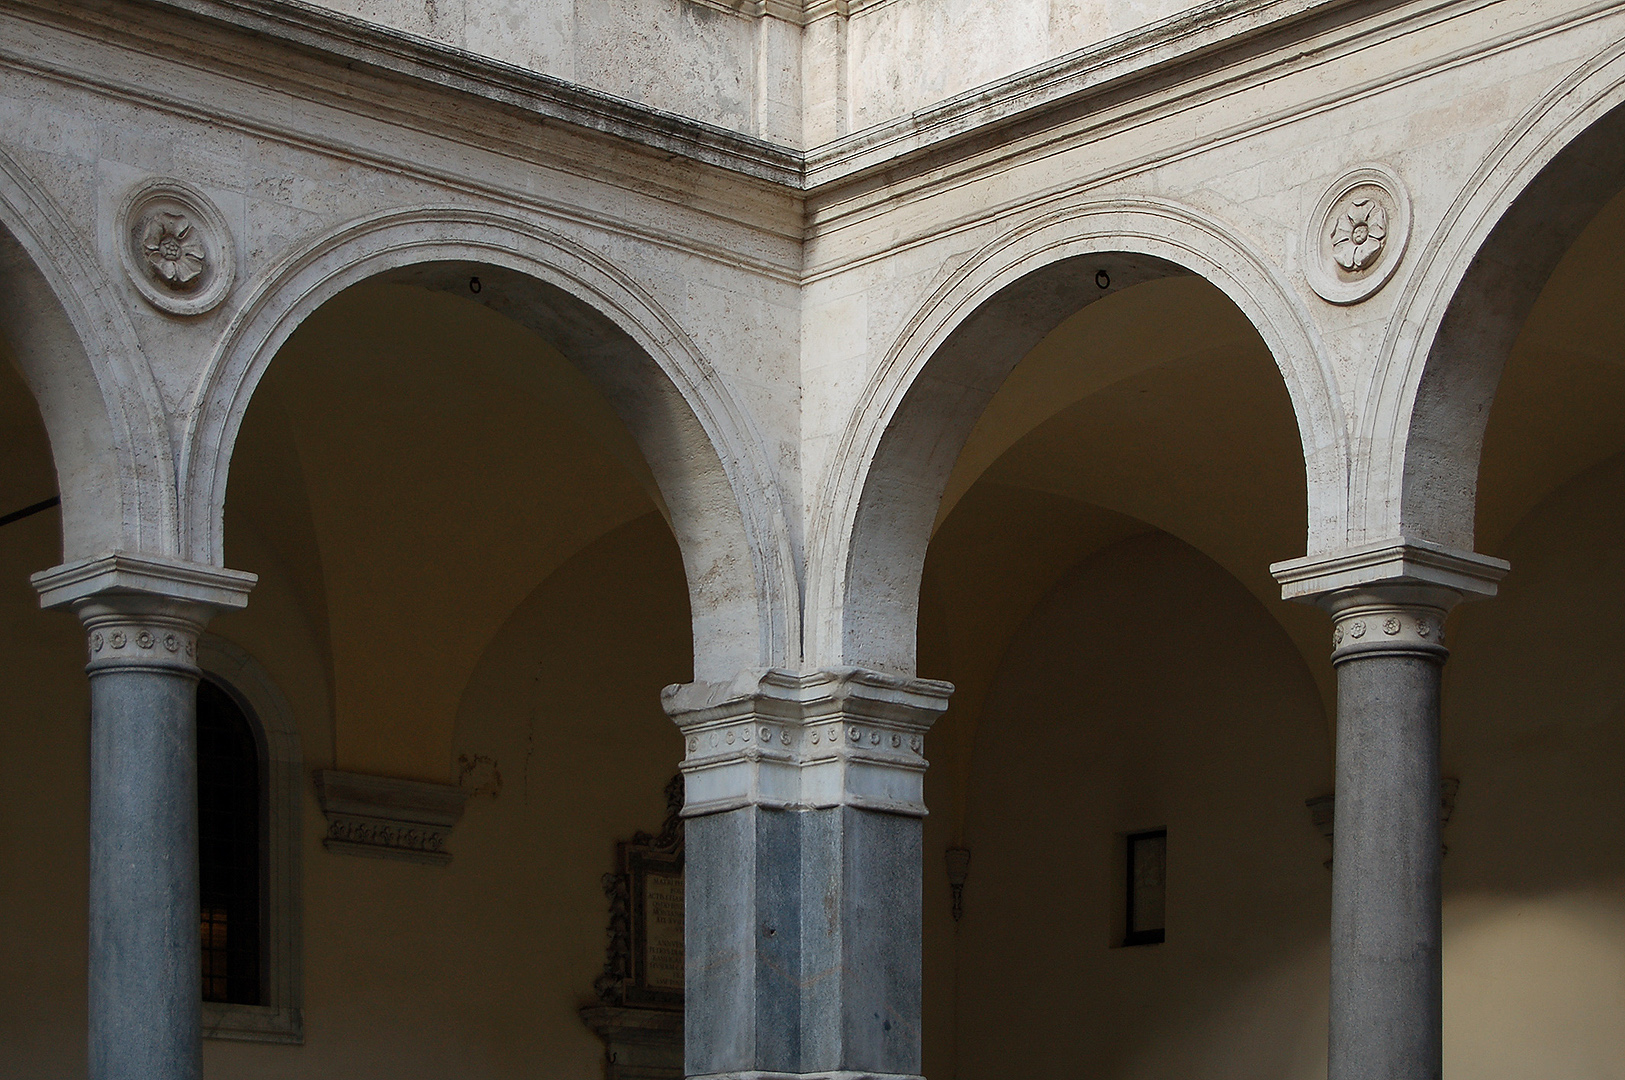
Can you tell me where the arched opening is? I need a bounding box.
[1426,125,1625,1076]
[1396,98,1625,549]
[869,257,1332,1078]
[186,218,795,684]
[812,203,1342,676]
[199,267,699,1073]
[0,305,91,1076]
[0,158,176,563]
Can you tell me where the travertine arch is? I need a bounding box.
[183,207,796,682]
[1360,42,1625,551]
[0,145,176,561]
[809,198,1344,674]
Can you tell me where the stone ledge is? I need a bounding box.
[32,553,257,611]
[1271,538,1509,602]
[313,770,470,866]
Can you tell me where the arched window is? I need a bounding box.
[197,677,262,1006]
[196,639,304,1044]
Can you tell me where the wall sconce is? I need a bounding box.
[945,847,971,921]
[1307,778,1460,869]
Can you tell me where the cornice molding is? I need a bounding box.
[12,0,1562,198]
[682,0,852,24]
[313,769,471,866]
[1271,538,1510,602]
[32,552,257,611]
[803,0,1407,186]
[663,668,954,818]
[118,0,804,186]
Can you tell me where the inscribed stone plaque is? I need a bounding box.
[641,866,684,991]
[592,775,685,1010]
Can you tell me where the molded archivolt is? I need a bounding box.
[808,197,1344,675]
[183,208,797,682]
[0,145,176,562]
[1362,42,1625,553]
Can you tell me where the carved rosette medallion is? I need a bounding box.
[1305,164,1411,304]
[116,179,235,315]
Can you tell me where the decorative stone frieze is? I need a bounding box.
[313,770,471,866]
[82,612,200,674]
[1328,600,1449,664]
[1304,163,1412,305]
[663,668,953,818]
[116,178,235,316]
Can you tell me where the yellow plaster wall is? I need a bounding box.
[1439,451,1625,1078]
[0,341,90,1078]
[942,531,1333,1080]
[203,513,690,1079]
[247,280,663,782]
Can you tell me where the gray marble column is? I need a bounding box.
[33,556,255,1080]
[1273,543,1506,1080]
[664,668,952,1080]
[1324,585,1453,1080]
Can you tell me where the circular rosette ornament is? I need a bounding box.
[1305,164,1411,305]
[1331,199,1387,271]
[117,179,234,315]
[141,212,207,287]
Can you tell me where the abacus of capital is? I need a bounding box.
[31,555,257,1080]
[1273,541,1508,1080]
[663,668,953,1080]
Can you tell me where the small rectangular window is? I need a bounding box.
[1124,829,1166,946]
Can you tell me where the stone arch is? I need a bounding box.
[0,146,176,561]
[1360,41,1625,551]
[808,197,1344,674]
[183,207,795,682]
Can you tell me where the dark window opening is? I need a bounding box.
[197,678,262,1005]
[1124,828,1166,947]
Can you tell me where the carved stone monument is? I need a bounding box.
[580,775,684,1080]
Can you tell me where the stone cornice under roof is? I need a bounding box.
[6,0,1526,193]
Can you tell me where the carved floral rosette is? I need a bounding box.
[82,612,202,675]
[1304,163,1412,304]
[116,178,235,315]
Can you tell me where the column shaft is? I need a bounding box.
[1272,542,1506,1080]
[89,664,204,1080]
[1330,652,1442,1080]
[32,555,255,1080]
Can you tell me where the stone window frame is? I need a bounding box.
[197,636,304,1044]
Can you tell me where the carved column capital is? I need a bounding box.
[32,554,257,675]
[1323,589,1451,664]
[1272,539,1509,664]
[663,667,953,818]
